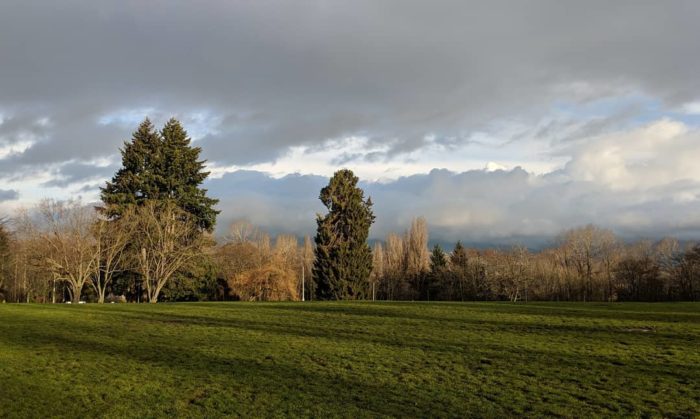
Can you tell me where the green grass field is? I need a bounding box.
[0,302,698,418]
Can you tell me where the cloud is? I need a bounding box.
[206,119,700,245]
[0,189,19,202]
[1,1,699,168]
[41,162,118,188]
[1,2,700,243]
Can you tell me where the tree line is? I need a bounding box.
[369,220,699,302]
[0,119,698,303]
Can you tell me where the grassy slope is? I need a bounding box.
[0,302,698,418]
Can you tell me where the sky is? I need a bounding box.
[1,0,700,246]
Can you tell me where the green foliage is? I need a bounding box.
[313,169,375,300]
[450,241,468,270]
[429,244,447,273]
[100,118,219,231]
[0,302,698,417]
[110,271,142,302]
[160,256,220,302]
[427,244,448,300]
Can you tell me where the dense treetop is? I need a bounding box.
[100,118,219,231]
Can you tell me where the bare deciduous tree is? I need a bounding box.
[91,214,133,303]
[0,218,10,300]
[39,199,98,303]
[404,217,430,276]
[130,201,204,303]
[370,242,384,300]
[227,219,260,244]
[383,232,405,300]
[557,225,617,301]
[301,235,315,300]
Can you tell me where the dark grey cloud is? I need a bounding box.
[1,1,700,243]
[1,0,699,170]
[41,162,118,188]
[0,189,19,202]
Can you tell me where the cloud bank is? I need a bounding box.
[208,119,700,245]
[1,1,700,244]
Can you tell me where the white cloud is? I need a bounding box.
[564,119,697,190]
[202,118,700,245]
[681,101,700,115]
[0,140,34,159]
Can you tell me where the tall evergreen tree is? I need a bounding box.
[100,118,219,231]
[427,244,448,300]
[313,169,375,300]
[450,241,470,300]
[450,241,469,270]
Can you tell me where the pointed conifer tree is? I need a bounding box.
[450,241,470,300]
[430,244,447,273]
[100,118,219,231]
[313,169,375,300]
[159,118,219,231]
[427,244,448,300]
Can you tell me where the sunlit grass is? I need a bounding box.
[0,302,698,417]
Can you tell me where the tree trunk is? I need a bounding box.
[149,281,165,303]
[72,285,82,304]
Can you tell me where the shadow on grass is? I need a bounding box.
[2,304,699,417]
[142,304,699,342]
[41,306,700,377]
[264,301,700,324]
[0,325,484,417]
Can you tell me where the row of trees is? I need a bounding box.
[0,199,206,304]
[0,118,218,303]
[369,223,699,302]
[3,210,698,303]
[1,118,698,303]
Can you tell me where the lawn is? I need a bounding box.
[0,302,698,418]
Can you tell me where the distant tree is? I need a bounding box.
[404,217,430,299]
[504,245,532,302]
[678,245,700,301]
[428,244,448,300]
[370,242,384,300]
[313,169,375,300]
[0,219,10,300]
[450,241,469,300]
[382,233,405,300]
[302,235,315,300]
[227,219,260,244]
[615,256,662,301]
[556,225,617,301]
[654,237,681,295]
[100,118,219,231]
[430,244,448,272]
[404,217,430,276]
